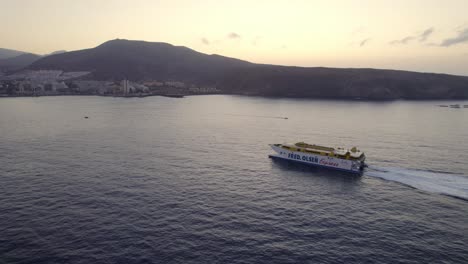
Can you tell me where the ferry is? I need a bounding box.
[269,142,366,174]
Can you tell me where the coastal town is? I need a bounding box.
[0,70,221,97]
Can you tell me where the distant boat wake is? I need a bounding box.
[365,165,468,201]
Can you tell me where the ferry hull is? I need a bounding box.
[269,145,364,174]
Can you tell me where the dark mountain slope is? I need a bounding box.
[0,48,26,59]
[0,53,41,70]
[28,39,468,99]
[30,39,252,83]
[45,50,67,56]
[219,66,468,99]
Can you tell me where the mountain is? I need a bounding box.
[29,39,468,99]
[0,48,26,59]
[0,48,68,71]
[44,50,67,56]
[0,53,42,70]
[30,39,252,83]
[219,66,468,100]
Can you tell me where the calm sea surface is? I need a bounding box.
[1,95,467,263]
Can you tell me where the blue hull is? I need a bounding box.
[269,154,363,174]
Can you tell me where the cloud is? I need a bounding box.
[390,36,415,45]
[359,38,370,47]
[227,32,241,39]
[390,27,434,45]
[201,38,210,45]
[440,28,468,47]
[419,28,434,42]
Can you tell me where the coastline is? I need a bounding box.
[3,92,468,102]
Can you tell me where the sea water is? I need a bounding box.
[1,96,467,263]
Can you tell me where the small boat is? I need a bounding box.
[450,104,461,108]
[269,142,366,174]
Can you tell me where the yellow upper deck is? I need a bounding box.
[278,142,365,161]
[294,142,335,152]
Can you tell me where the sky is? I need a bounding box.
[1,0,468,75]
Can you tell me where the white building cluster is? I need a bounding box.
[0,70,222,97]
[0,70,91,95]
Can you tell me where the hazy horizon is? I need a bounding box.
[1,0,468,76]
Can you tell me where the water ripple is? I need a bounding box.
[1,96,468,263]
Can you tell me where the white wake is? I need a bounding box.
[365,165,468,200]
